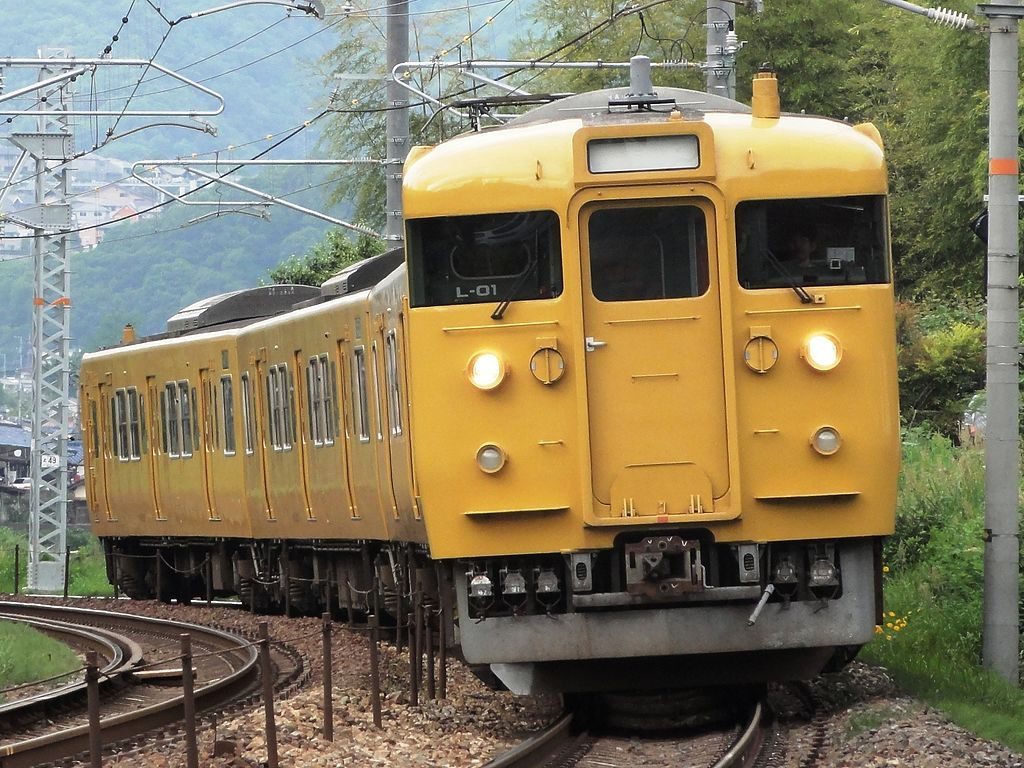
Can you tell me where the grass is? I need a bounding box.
[859,428,1024,752]
[0,619,82,699]
[0,526,114,597]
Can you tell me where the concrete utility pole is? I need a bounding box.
[705,1,736,99]
[385,0,410,243]
[978,1,1021,686]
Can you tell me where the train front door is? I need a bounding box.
[579,193,732,520]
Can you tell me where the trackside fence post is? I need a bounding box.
[434,562,449,699]
[181,634,198,768]
[86,650,102,768]
[14,545,19,594]
[324,559,333,615]
[369,613,382,728]
[409,593,420,707]
[438,606,447,700]
[259,622,279,768]
[155,551,163,602]
[425,604,435,700]
[63,548,70,598]
[322,612,334,742]
[345,582,355,628]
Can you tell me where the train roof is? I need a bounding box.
[318,248,405,301]
[505,86,750,128]
[166,283,320,336]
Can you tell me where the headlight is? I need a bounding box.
[808,557,839,587]
[811,426,841,456]
[476,443,508,473]
[467,352,506,390]
[802,333,842,371]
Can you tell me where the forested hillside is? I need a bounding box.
[0,166,345,351]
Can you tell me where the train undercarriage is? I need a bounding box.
[101,532,882,694]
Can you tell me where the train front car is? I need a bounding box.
[403,69,898,694]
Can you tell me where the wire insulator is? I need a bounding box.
[927,6,975,30]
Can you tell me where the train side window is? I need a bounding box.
[113,390,128,461]
[210,379,221,451]
[282,364,295,450]
[736,195,890,289]
[371,343,384,441]
[407,210,563,308]
[109,394,117,458]
[89,400,99,458]
[353,347,370,443]
[221,375,236,456]
[241,373,255,455]
[307,356,323,446]
[588,205,709,302]
[267,367,281,450]
[384,331,402,437]
[163,383,180,458]
[127,388,141,460]
[179,382,193,457]
[266,364,293,451]
[321,354,336,445]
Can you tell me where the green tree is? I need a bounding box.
[268,228,385,285]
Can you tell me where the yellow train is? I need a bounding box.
[81,65,898,694]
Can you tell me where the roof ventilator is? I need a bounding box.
[608,55,676,113]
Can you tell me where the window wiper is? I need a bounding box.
[763,248,813,304]
[491,255,538,320]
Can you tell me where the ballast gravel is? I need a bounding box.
[5,596,1021,767]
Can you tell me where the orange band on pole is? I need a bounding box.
[990,157,1018,175]
[33,297,45,306]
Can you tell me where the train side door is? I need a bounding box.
[578,192,732,519]
[198,368,218,520]
[96,382,117,520]
[335,342,359,519]
[145,377,165,520]
[83,389,109,521]
[253,360,275,520]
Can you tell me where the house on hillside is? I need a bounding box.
[0,422,30,483]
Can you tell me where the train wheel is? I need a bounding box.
[119,572,150,600]
[239,577,270,613]
[589,685,763,732]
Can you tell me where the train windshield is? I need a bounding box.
[407,211,563,308]
[736,195,889,289]
[588,204,709,302]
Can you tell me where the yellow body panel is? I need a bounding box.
[82,332,251,540]
[83,271,426,548]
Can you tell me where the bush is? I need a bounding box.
[886,427,984,573]
[896,301,984,439]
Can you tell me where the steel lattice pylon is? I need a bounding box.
[6,56,75,592]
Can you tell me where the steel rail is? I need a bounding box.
[712,700,766,768]
[481,712,574,768]
[0,613,143,718]
[0,602,259,768]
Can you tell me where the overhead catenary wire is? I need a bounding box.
[0,109,330,242]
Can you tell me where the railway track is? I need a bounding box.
[0,600,299,768]
[484,701,768,768]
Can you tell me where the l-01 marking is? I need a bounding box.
[456,283,499,299]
